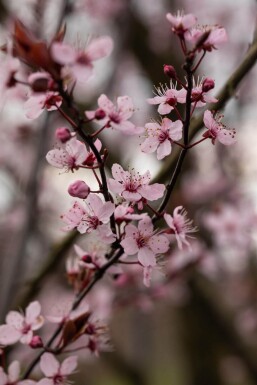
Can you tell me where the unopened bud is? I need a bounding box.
[202,78,215,92]
[95,109,106,120]
[166,97,177,106]
[68,180,90,199]
[82,255,92,263]
[55,127,72,143]
[30,335,43,349]
[163,64,177,79]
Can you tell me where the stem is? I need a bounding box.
[192,51,206,73]
[90,124,108,138]
[22,247,124,379]
[56,106,77,129]
[187,136,208,149]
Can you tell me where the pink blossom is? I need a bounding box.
[0,301,44,346]
[121,217,169,267]
[38,353,77,385]
[203,110,236,145]
[74,244,107,269]
[164,206,197,250]
[68,180,90,199]
[147,83,185,115]
[0,361,35,385]
[141,118,183,160]
[46,137,102,171]
[108,164,165,205]
[166,11,197,36]
[178,77,218,107]
[61,194,115,242]
[51,36,113,83]
[24,91,62,119]
[185,26,227,51]
[85,94,143,134]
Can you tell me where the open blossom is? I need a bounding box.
[0,361,35,385]
[121,217,169,267]
[46,137,102,171]
[0,301,44,345]
[61,194,115,242]
[166,11,197,36]
[51,36,113,83]
[203,110,236,145]
[185,25,227,51]
[141,118,183,160]
[114,204,147,223]
[147,83,185,115]
[178,77,218,107]
[24,91,62,119]
[164,206,197,250]
[38,353,77,385]
[85,94,143,134]
[108,164,165,206]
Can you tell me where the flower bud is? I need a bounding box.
[95,109,106,120]
[163,64,177,79]
[29,335,43,349]
[202,78,215,92]
[55,127,72,143]
[82,254,92,263]
[68,180,90,199]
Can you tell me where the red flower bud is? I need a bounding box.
[29,335,43,349]
[163,64,177,79]
[202,78,215,92]
[95,109,106,120]
[55,127,72,143]
[68,180,90,199]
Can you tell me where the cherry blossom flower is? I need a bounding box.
[178,77,218,107]
[141,118,183,160]
[51,36,113,83]
[202,110,236,145]
[147,83,185,115]
[108,164,165,206]
[46,137,102,171]
[121,216,169,268]
[61,194,115,243]
[38,353,77,385]
[0,301,44,346]
[166,11,197,36]
[185,25,227,51]
[85,94,143,134]
[0,361,35,385]
[74,244,107,269]
[164,206,197,250]
[24,91,62,119]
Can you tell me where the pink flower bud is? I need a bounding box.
[163,64,177,79]
[68,180,90,199]
[202,78,215,92]
[55,127,72,143]
[95,109,106,120]
[29,335,43,348]
[82,254,92,263]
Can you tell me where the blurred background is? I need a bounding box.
[1,0,257,384]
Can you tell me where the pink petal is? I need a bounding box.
[60,356,78,376]
[157,140,171,160]
[217,129,237,145]
[122,191,142,202]
[147,96,166,105]
[0,325,21,345]
[70,63,93,83]
[158,103,173,115]
[98,94,114,113]
[138,247,156,267]
[120,237,138,255]
[138,217,153,236]
[40,353,59,377]
[86,36,113,61]
[96,202,115,223]
[20,331,33,344]
[37,379,54,385]
[111,163,126,181]
[25,301,41,325]
[149,235,170,253]
[0,369,8,385]
[24,95,45,119]
[141,137,159,154]
[117,96,134,120]
[139,183,165,201]
[203,110,214,130]
[6,311,24,329]
[108,178,125,194]
[51,42,76,65]
[8,361,20,383]
[46,148,70,169]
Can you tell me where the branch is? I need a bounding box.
[152,34,257,184]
